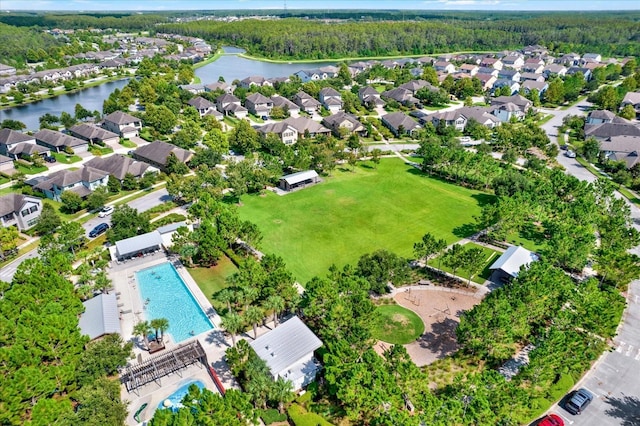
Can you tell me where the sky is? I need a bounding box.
[1,0,639,12]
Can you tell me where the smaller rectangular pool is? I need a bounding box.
[136,262,214,343]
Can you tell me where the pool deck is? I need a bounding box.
[108,253,240,425]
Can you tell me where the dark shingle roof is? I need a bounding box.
[133,140,193,166]
[103,111,141,125]
[0,129,34,145]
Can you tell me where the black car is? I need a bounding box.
[88,223,110,238]
[44,156,56,163]
[565,388,593,415]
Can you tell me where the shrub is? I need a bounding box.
[150,213,186,229]
[548,373,574,402]
[287,404,332,426]
[259,409,287,425]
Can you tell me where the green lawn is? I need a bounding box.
[187,255,239,307]
[52,153,82,164]
[119,139,137,148]
[14,163,47,175]
[506,223,547,253]
[238,159,490,284]
[432,242,501,283]
[372,304,425,344]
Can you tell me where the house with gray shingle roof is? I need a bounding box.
[0,193,42,231]
[381,112,421,137]
[322,111,366,137]
[256,121,299,145]
[599,135,640,169]
[586,110,628,125]
[102,111,142,138]
[85,154,151,181]
[621,91,640,118]
[187,96,216,117]
[270,95,300,115]
[358,86,385,108]
[585,122,640,141]
[132,140,193,171]
[34,129,89,154]
[318,87,342,113]
[292,91,321,114]
[245,93,274,116]
[0,129,49,160]
[34,166,109,201]
[216,93,248,118]
[69,123,119,145]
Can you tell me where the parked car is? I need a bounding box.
[261,115,269,120]
[88,223,110,238]
[564,388,593,415]
[44,156,56,163]
[459,136,471,143]
[538,414,564,426]
[564,150,577,158]
[560,144,568,151]
[98,206,114,217]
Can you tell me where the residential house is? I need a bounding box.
[522,45,549,56]
[416,56,436,65]
[358,86,385,108]
[434,61,456,74]
[599,135,640,169]
[491,102,527,122]
[216,93,248,119]
[34,129,89,154]
[621,92,640,118]
[542,64,567,78]
[187,96,216,117]
[502,55,525,70]
[381,87,419,107]
[0,129,49,160]
[585,122,640,141]
[566,67,592,81]
[245,93,274,117]
[475,74,497,91]
[69,123,120,145]
[178,83,205,94]
[239,76,272,89]
[491,95,533,113]
[256,122,299,145]
[492,79,520,95]
[270,95,300,115]
[381,112,421,137]
[318,87,343,113]
[479,57,503,70]
[586,110,629,125]
[132,140,193,171]
[0,155,14,174]
[557,53,581,66]
[322,111,366,137]
[427,106,500,131]
[522,59,545,74]
[85,154,151,181]
[292,91,321,114]
[204,81,233,94]
[582,53,602,64]
[520,72,545,82]
[398,79,437,95]
[34,166,109,201]
[459,64,479,76]
[102,111,142,138]
[521,80,549,96]
[498,69,521,82]
[294,69,329,83]
[280,117,330,138]
[249,316,323,390]
[0,194,42,231]
[477,67,499,77]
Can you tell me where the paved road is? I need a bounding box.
[0,188,171,283]
[539,101,640,425]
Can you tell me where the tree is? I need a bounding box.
[270,377,294,414]
[443,244,466,277]
[544,78,565,105]
[581,137,601,163]
[222,311,243,346]
[413,232,447,267]
[356,250,411,294]
[150,318,170,344]
[34,203,61,235]
[74,377,128,426]
[57,221,87,256]
[464,247,486,284]
[133,321,152,350]
[245,306,264,339]
[143,104,176,135]
[59,190,83,213]
[107,204,150,243]
[121,172,138,190]
[228,119,260,154]
[76,335,133,386]
[619,104,637,120]
[59,111,77,129]
[85,187,109,212]
[370,148,382,168]
[263,295,285,328]
[1,119,26,130]
[0,226,19,257]
[165,152,189,175]
[74,103,93,121]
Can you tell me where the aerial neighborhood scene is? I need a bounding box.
[2,0,640,425]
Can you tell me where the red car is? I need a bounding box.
[538,414,564,426]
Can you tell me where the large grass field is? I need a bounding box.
[187,255,238,308]
[238,159,492,284]
[432,242,502,284]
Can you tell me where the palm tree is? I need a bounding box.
[217,288,234,313]
[263,295,285,328]
[222,311,243,347]
[270,377,294,414]
[150,318,170,344]
[245,306,264,339]
[240,286,259,311]
[133,321,152,351]
[93,271,112,294]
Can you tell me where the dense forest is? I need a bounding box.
[0,23,65,66]
[160,13,640,59]
[0,13,168,31]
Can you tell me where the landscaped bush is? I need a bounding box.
[150,213,186,229]
[259,408,287,425]
[145,201,177,215]
[287,404,332,426]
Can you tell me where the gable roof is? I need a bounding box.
[69,123,119,141]
[358,86,379,97]
[491,94,532,110]
[382,112,420,132]
[78,293,121,340]
[257,121,298,136]
[585,123,640,139]
[490,246,539,278]
[319,87,341,97]
[281,170,319,186]
[322,111,364,131]
[270,95,299,110]
[85,154,150,180]
[187,96,215,110]
[133,140,193,166]
[0,128,34,145]
[599,135,640,168]
[622,91,640,106]
[0,193,39,217]
[282,117,330,135]
[245,92,272,104]
[34,129,88,148]
[103,111,141,125]
[249,316,322,376]
[115,230,163,259]
[216,93,240,104]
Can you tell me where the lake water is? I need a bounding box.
[0,47,338,131]
[0,79,130,131]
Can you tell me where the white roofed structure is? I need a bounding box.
[250,316,323,390]
[279,170,319,192]
[489,246,539,279]
[78,293,121,340]
[114,231,163,260]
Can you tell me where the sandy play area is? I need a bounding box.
[376,286,483,366]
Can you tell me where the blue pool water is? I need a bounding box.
[136,262,214,343]
[157,380,206,412]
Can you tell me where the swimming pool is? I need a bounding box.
[157,380,206,412]
[136,262,214,343]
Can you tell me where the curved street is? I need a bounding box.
[541,100,640,425]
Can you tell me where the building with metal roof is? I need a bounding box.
[489,245,539,280]
[249,316,323,390]
[78,293,121,340]
[279,170,319,192]
[114,231,163,260]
